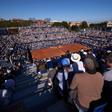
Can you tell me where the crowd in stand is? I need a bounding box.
[0,44,28,110]
[0,24,112,111]
[45,49,112,112]
[0,26,112,51]
[74,30,112,50]
[25,47,112,112]
[0,26,112,50]
[17,27,112,50]
[17,26,76,49]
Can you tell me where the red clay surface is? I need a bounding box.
[31,43,90,60]
[57,44,89,52]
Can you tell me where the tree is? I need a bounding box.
[52,22,62,27]
[61,21,70,29]
[89,21,107,30]
[71,25,79,32]
[51,21,70,29]
[80,21,88,29]
[0,20,33,28]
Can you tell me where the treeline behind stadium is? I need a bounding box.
[0,20,33,28]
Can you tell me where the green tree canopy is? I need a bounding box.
[71,25,79,32]
[79,21,88,29]
[52,21,70,29]
[89,21,107,30]
[0,20,33,28]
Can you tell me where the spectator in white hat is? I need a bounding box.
[71,53,85,74]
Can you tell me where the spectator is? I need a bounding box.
[71,53,85,74]
[47,66,57,86]
[69,56,104,112]
[56,58,70,98]
[103,52,112,100]
[104,52,112,81]
[4,79,15,91]
[0,68,5,87]
[0,89,12,107]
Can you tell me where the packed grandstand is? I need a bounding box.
[0,21,112,112]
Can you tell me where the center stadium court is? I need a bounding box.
[31,43,90,60]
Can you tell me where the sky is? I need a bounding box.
[0,0,112,22]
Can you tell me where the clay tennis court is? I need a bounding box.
[31,43,90,60]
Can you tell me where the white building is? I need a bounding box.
[107,21,112,27]
[70,21,81,27]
